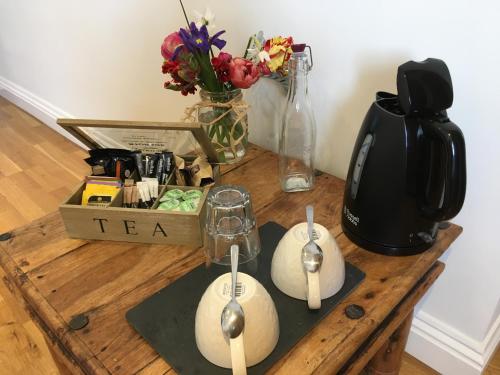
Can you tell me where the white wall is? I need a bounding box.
[1,0,499,372]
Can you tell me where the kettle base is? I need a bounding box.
[342,224,434,256]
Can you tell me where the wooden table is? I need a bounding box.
[0,145,461,375]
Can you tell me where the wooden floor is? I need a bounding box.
[0,95,497,374]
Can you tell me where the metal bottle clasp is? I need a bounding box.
[306,45,313,70]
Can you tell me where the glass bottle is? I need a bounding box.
[279,44,316,192]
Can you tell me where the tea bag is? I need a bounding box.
[189,156,214,187]
[174,155,187,186]
[122,179,135,208]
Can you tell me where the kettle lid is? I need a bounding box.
[397,58,453,115]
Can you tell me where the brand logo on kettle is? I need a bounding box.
[344,205,360,226]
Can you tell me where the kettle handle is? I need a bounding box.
[421,120,466,221]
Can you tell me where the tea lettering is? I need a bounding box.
[123,220,138,235]
[93,218,108,233]
[152,223,167,237]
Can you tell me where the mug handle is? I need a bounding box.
[229,333,247,375]
[306,271,321,310]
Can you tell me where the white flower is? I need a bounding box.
[193,8,216,33]
[258,50,271,62]
[246,47,260,62]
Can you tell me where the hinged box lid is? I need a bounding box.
[57,118,219,164]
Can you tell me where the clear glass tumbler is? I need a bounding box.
[205,185,261,265]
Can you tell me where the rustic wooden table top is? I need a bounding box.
[0,144,462,375]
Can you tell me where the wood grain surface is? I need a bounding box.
[0,96,90,375]
[2,96,496,375]
[0,140,463,374]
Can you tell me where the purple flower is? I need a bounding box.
[210,29,226,50]
[176,22,226,57]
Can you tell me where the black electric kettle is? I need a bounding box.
[341,58,466,256]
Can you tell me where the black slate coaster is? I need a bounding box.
[126,222,365,374]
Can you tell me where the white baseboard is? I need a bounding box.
[1,74,499,375]
[407,310,500,374]
[0,76,85,148]
[482,312,500,369]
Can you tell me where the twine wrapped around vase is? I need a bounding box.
[183,91,249,163]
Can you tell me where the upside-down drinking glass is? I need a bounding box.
[205,185,261,265]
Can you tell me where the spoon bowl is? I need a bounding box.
[301,205,324,309]
[302,241,324,273]
[221,299,245,339]
[302,205,324,273]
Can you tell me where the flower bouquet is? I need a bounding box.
[245,31,294,91]
[161,1,294,163]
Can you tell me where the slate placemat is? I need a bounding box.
[126,222,365,374]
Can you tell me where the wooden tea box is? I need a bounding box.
[60,184,209,246]
[56,118,219,246]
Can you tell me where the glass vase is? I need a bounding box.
[198,89,248,164]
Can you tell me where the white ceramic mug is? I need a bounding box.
[271,222,345,309]
[195,272,279,372]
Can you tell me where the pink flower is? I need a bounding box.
[229,58,260,89]
[211,52,232,82]
[161,32,183,60]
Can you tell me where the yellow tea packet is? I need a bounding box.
[82,184,119,207]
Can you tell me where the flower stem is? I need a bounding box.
[215,123,223,143]
[243,36,253,59]
[198,53,222,92]
[208,123,217,138]
[179,0,190,28]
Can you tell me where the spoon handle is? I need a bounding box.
[230,244,239,301]
[306,205,314,241]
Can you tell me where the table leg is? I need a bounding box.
[46,341,73,375]
[365,309,414,375]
